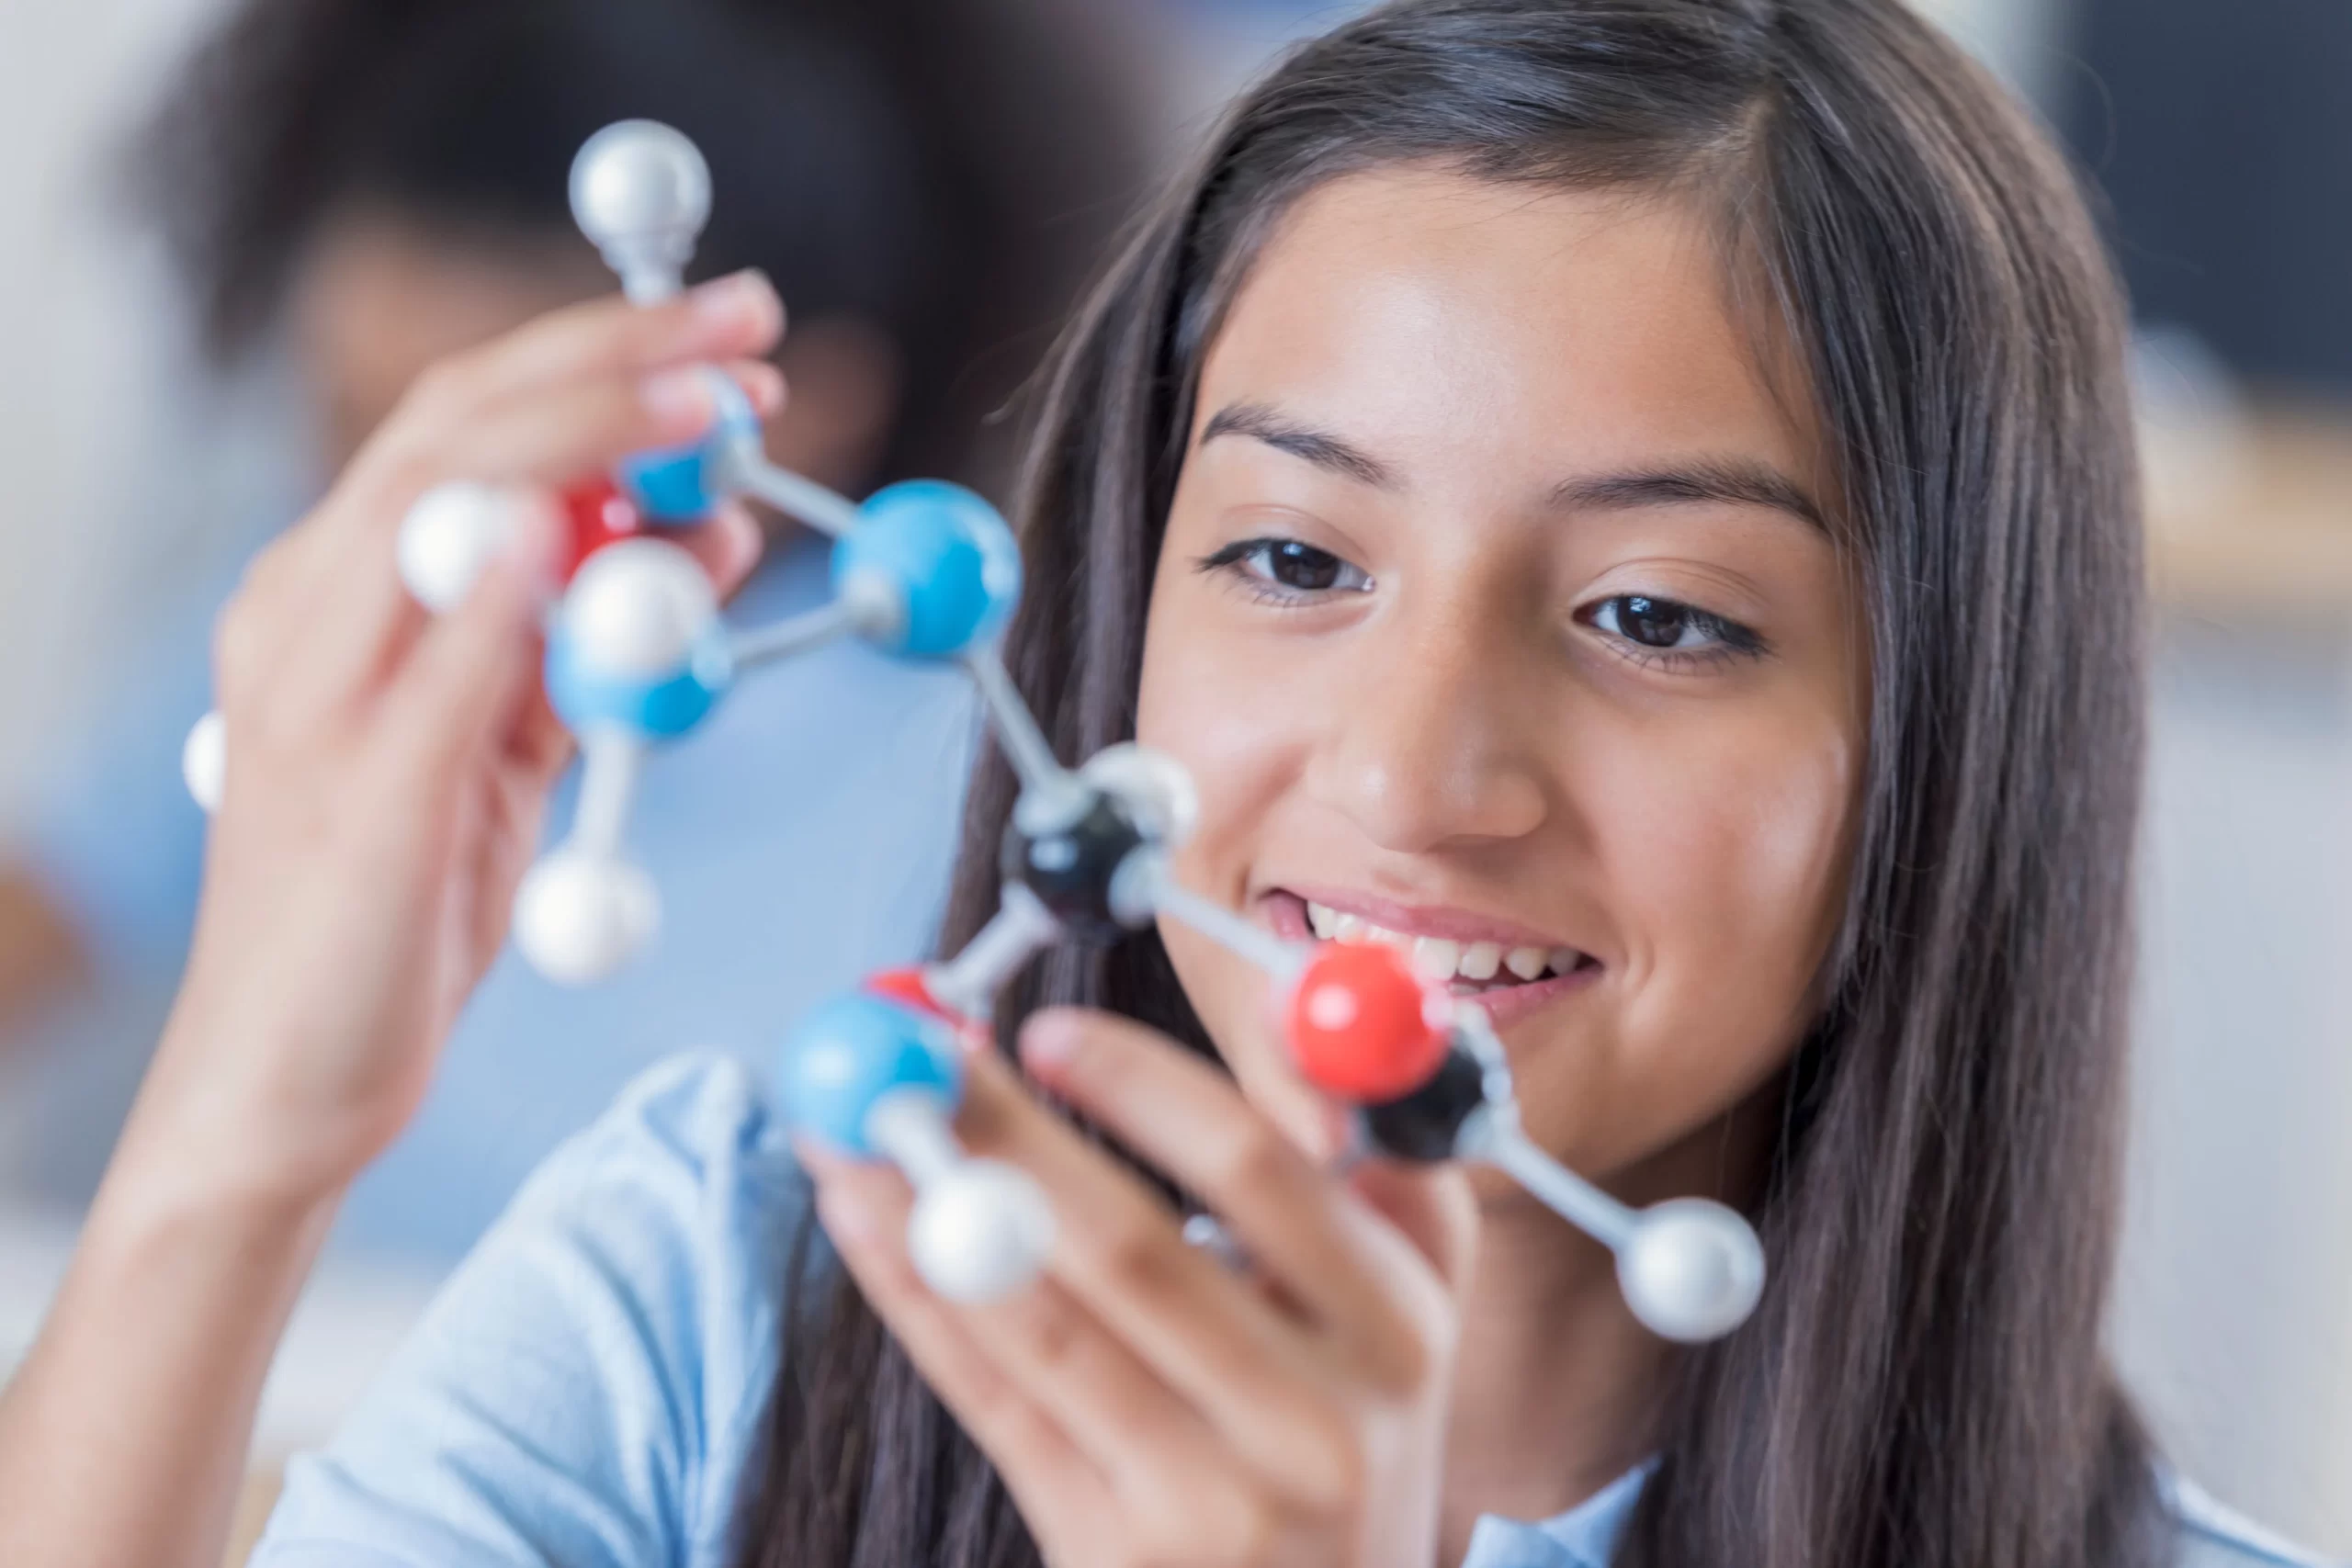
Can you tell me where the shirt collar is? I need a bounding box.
[1458,1463,1650,1568]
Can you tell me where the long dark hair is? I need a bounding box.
[131,0,1158,488]
[740,2,2160,1564]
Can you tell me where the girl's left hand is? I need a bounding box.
[801,1005,1480,1568]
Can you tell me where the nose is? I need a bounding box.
[1303,596,1549,852]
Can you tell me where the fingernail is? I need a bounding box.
[740,362,787,415]
[691,268,776,329]
[1019,1010,1082,1074]
[640,367,713,425]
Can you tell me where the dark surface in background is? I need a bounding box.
[2062,0,2352,396]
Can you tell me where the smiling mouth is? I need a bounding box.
[1261,890,1602,1005]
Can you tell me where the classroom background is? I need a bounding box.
[0,0,2346,1560]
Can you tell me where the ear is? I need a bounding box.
[765,314,902,495]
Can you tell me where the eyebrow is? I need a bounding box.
[1199,402,1396,489]
[1549,457,1828,534]
[1199,400,1826,532]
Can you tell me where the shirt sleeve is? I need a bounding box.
[251,1055,811,1568]
[2163,1472,2344,1568]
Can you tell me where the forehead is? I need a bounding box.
[1193,165,1815,493]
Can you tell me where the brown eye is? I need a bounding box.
[1586,593,1765,663]
[1201,536,1374,599]
[1611,595,1693,648]
[1260,540,1349,591]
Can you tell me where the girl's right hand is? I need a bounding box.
[130,269,786,1211]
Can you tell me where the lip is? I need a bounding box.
[1272,883,1583,953]
[1258,887,1604,1030]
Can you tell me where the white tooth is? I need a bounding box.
[1333,913,1369,944]
[1370,923,1412,951]
[1548,946,1579,976]
[1411,937,1462,982]
[1458,941,1502,981]
[1307,901,1338,939]
[1504,945,1548,981]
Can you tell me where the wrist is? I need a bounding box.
[114,998,368,1222]
[96,1102,346,1261]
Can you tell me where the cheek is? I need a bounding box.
[1532,696,1860,1172]
[1135,584,1315,898]
[1609,709,1856,999]
[1134,582,1324,1104]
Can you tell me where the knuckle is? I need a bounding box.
[1018,1292,1087,1376]
[212,592,271,698]
[1363,1310,1442,1396]
[408,355,479,415]
[1096,1221,1181,1300]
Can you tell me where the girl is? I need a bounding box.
[128,0,2322,1564]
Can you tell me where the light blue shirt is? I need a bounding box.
[19,531,976,1260]
[251,1055,2339,1568]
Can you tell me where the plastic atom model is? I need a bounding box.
[182,121,1766,1337]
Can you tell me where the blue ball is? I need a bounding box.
[616,375,761,523]
[545,624,734,740]
[833,479,1021,659]
[778,992,963,1156]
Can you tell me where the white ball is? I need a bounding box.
[1615,1198,1766,1343]
[1080,742,1199,847]
[569,121,711,249]
[512,851,660,985]
[182,710,226,813]
[397,482,526,614]
[560,539,718,679]
[907,1159,1056,1303]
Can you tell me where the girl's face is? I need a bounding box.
[1136,168,1864,1210]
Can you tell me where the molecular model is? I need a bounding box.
[182,121,1767,1341]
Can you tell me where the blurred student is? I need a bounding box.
[0,278,774,1567]
[0,0,1158,1258]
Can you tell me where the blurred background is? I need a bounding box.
[0,0,2345,1560]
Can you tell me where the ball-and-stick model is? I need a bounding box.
[180,121,1767,1337]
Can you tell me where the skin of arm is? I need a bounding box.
[0,271,785,1568]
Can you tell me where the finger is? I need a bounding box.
[951,1048,1361,1502]
[444,269,783,407]
[808,1150,1124,1560]
[210,525,325,707]
[1018,1007,1449,1388]
[278,361,779,726]
[354,356,784,519]
[340,273,784,502]
[1347,1158,1480,1296]
[371,504,562,793]
[805,1145,1220,1507]
[671,500,764,604]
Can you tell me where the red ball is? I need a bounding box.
[1283,943,1450,1102]
[560,478,645,581]
[865,965,990,1056]
[865,966,960,1023]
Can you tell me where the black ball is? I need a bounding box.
[1001,789,1149,945]
[1361,1041,1487,1162]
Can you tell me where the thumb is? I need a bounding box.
[1348,1157,1480,1293]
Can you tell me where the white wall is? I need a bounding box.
[0,0,222,824]
[2118,626,2352,1551]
